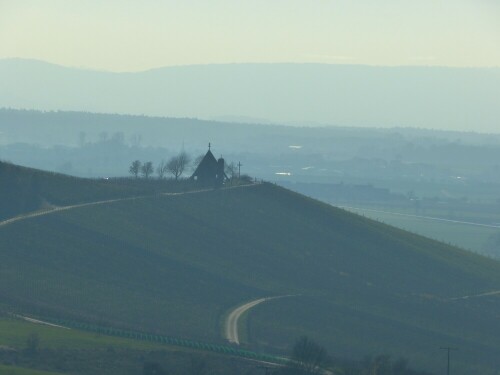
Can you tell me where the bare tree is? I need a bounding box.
[286,336,330,375]
[157,160,168,179]
[129,160,142,178]
[167,151,191,180]
[141,161,154,179]
[225,162,238,180]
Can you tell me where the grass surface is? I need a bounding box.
[0,161,202,221]
[344,206,500,257]
[1,182,500,374]
[0,317,166,351]
[0,315,260,375]
[0,365,63,375]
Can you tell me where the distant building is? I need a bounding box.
[191,144,228,186]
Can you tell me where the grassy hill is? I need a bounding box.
[1,172,500,373]
[0,161,196,221]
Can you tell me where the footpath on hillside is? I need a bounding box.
[0,183,259,228]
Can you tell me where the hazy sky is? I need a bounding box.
[1,0,499,72]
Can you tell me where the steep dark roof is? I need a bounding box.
[191,150,217,178]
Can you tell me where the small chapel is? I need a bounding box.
[190,144,228,186]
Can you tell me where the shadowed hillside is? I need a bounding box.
[0,161,197,221]
[1,172,500,373]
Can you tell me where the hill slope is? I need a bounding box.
[0,161,194,221]
[1,181,500,374]
[1,59,499,132]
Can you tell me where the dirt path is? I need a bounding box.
[225,297,270,345]
[0,184,257,228]
[450,290,500,301]
[339,205,500,229]
[224,296,292,345]
[0,198,131,227]
[14,314,69,330]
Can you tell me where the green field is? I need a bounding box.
[2,177,500,374]
[0,315,264,375]
[0,316,165,375]
[0,365,63,375]
[343,206,500,258]
[0,317,168,352]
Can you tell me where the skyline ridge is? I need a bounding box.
[3,57,500,74]
[1,58,498,133]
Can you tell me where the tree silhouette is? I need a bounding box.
[285,336,330,375]
[157,160,168,179]
[167,151,191,180]
[129,160,142,178]
[141,161,154,179]
[225,162,238,180]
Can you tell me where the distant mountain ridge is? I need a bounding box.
[1,58,499,133]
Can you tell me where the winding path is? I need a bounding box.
[0,184,256,228]
[450,290,500,301]
[224,296,289,345]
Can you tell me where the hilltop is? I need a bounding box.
[0,161,196,221]
[1,166,500,374]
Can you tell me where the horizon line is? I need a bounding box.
[2,57,499,74]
